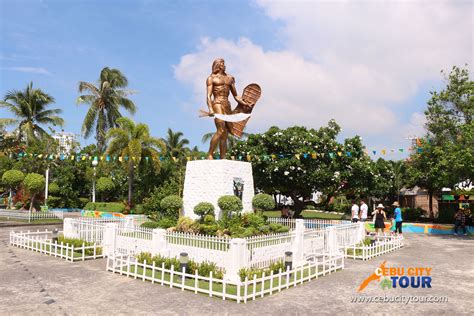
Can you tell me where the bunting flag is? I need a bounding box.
[4,143,426,165]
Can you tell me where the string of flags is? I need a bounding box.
[3,146,423,164]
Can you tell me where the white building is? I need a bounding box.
[53,132,77,154]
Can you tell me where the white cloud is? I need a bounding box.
[4,67,51,75]
[175,1,472,141]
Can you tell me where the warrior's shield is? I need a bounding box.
[229,83,261,138]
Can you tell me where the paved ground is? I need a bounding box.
[1,225,472,315]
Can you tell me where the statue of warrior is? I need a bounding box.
[204,58,261,159]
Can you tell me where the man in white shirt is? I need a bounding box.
[359,200,368,222]
[351,201,360,223]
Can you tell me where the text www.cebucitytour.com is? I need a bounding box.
[350,295,448,304]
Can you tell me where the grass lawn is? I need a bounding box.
[0,217,63,224]
[263,210,344,220]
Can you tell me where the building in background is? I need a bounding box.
[52,132,77,154]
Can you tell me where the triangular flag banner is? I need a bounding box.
[381,150,386,155]
[303,153,308,159]
[417,148,423,153]
[346,151,351,157]
[329,153,335,158]
[247,155,251,161]
[295,154,300,160]
[118,156,123,162]
[311,153,317,159]
[399,148,404,152]
[372,150,377,155]
[337,152,342,156]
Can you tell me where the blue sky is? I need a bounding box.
[1,0,472,159]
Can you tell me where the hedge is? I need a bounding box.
[83,202,125,213]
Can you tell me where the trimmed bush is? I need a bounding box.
[142,179,180,217]
[160,195,183,219]
[217,195,243,218]
[48,182,60,195]
[252,193,275,213]
[140,221,161,229]
[2,169,25,189]
[83,202,125,213]
[23,173,45,194]
[193,202,215,218]
[96,177,115,193]
[175,216,200,234]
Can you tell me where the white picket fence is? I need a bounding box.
[0,209,64,220]
[9,229,104,262]
[334,223,365,249]
[267,217,351,230]
[246,232,294,268]
[106,252,344,303]
[344,235,404,260]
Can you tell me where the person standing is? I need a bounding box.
[359,200,368,222]
[351,200,360,223]
[454,208,467,236]
[374,204,387,236]
[392,202,403,235]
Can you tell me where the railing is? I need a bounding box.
[245,232,294,268]
[166,231,230,251]
[334,223,365,249]
[344,235,404,260]
[106,252,344,303]
[9,229,104,262]
[267,217,350,230]
[0,209,64,220]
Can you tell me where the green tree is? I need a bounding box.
[163,128,190,159]
[96,177,115,201]
[106,117,166,206]
[407,66,474,217]
[77,67,136,152]
[0,82,64,145]
[23,173,45,212]
[231,121,372,217]
[1,169,25,208]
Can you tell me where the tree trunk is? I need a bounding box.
[29,194,35,212]
[428,190,434,219]
[128,163,134,207]
[289,193,305,218]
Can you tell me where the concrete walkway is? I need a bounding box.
[0,225,472,315]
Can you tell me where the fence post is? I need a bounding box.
[225,238,247,284]
[327,226,337,255]
[291,219,305,267]
[124,216,134,232]
[103,223,117,256]
[152,228,168,256]
[358,222,365,242]
[63,218,76,239]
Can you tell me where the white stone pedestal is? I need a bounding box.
[183,160,254,219]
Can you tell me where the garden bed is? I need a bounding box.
[9,229,104,262]
[106,253,344,303]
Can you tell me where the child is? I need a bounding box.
[390,217,397,236]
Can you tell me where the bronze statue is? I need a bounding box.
[202,58,261,159]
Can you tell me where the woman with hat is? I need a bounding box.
[374,204,387,236]
[392,201,403,235]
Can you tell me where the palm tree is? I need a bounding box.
[163,128,189,159]
[77,67,136,152]
[106,117,166,206]
[0,82,64,145]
